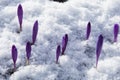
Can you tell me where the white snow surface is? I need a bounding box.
[0,0,120,80]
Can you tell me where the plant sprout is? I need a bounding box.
[86,22,91,40]
[96,34,104,68]
[114,24,119,42]
[26,41,31,65]
[56,45,61,64]
[32,20,38,45]
[17,4,23,32]
[62,34,68,55]
[11,45,18,71]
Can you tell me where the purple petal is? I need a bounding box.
[26,42,31,60]
[56,45,61,63]
[32,20,38,44]
[65,34,68,45]
[96,35,104,68]
[12,45,18,69]
[62,34,68,55]
[114,24,119,42]
[86,22,91,40]
[62,36,65,52]
[17,4,23,31]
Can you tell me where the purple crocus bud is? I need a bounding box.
[86,22,91,40]
[12,45,18,70]
[114,24,119,42]
[26,42,31,64]
[32,20,38,45]
[96,35,104,68]
[17,4,23,32]
[62,34,68,55]
[56,45,61,64]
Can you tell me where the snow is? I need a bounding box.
[87,57,120,80]
[0,0,120,80]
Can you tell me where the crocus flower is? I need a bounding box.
[86,22,91,40]
[62,34,68,55]
[26,41,31,65]
[17,4,23,32]
[96,35,104,68]
[12,45,18,71]
[114,24,119,42]
[32,20,38,45]
[56,45,61,64]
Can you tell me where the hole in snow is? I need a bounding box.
[52,0,68,3]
